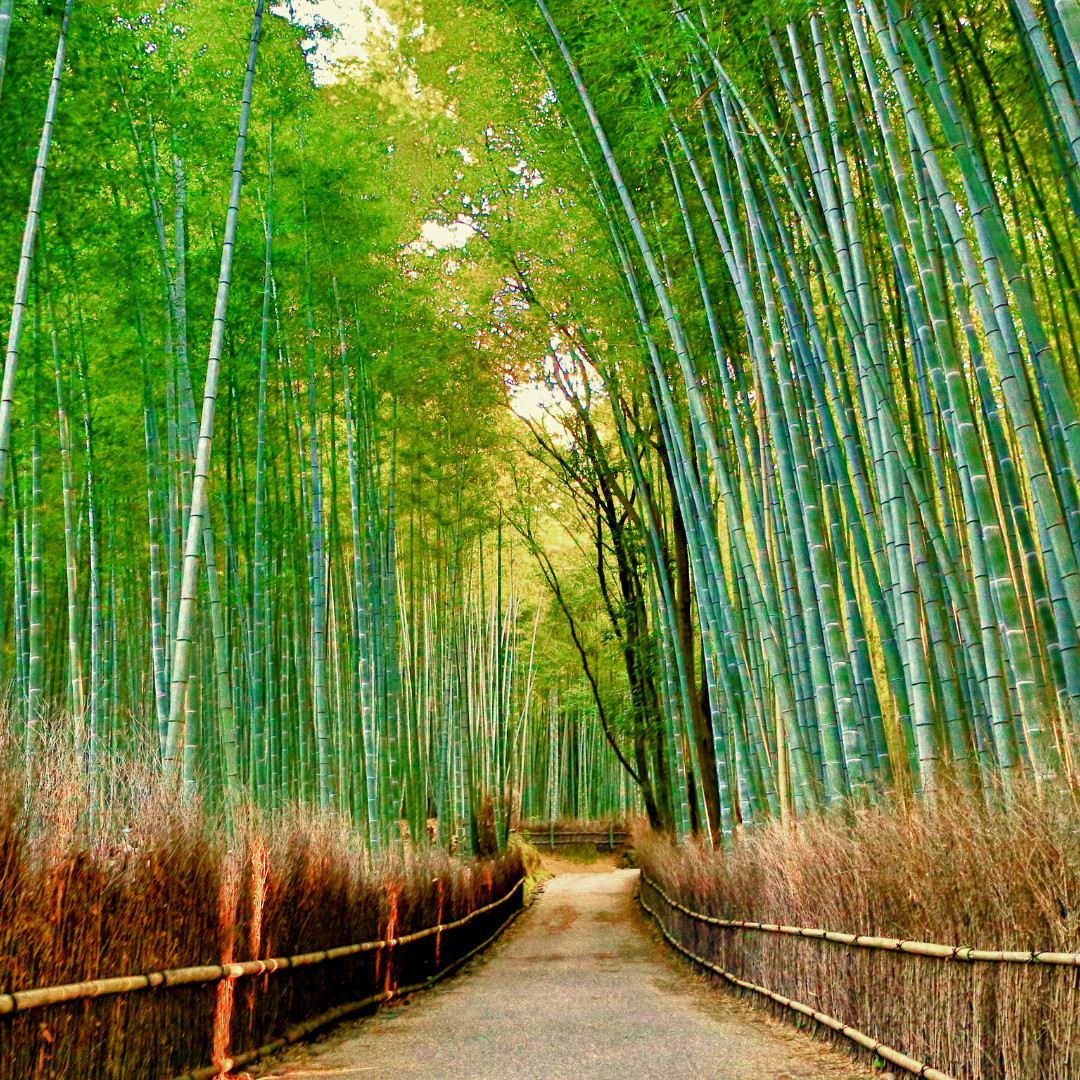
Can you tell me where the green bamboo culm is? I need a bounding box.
[520,0,1080,827]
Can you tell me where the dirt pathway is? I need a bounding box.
[251,869,871,1080]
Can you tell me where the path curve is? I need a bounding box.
[252,869,868,1080]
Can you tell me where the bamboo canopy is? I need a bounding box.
[5,0,1080,843]
[515,0,1080,833]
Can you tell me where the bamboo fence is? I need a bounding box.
[0,813,527,1080]
[639,872,1080,1079]
[639,883,955,1080]
[641,874,1080,966]
[163,876,525,1080]
[166,892,524,1080]
[0,875,524,1015]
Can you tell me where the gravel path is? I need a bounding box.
[252,868,870,1080]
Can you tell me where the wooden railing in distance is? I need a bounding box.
[518,825,631,852]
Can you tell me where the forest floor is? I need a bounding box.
[243,858,875,1080]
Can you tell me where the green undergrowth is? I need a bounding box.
[507,832,552,902]
[556,841,603,864]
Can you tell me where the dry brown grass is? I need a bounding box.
[0,725,524,1080]
[637,781,1080,1080]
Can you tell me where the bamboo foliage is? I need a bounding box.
[163,0,263,783]
[0,0,573,854]
[522,0,1080,831]
[0,0,72,537]
[24,0,1080,849]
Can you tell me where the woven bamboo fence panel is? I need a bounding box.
[0,851,525,1080]
[640,873,1080,1080]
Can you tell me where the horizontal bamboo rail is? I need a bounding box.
[0,875,526,1016]
[519,826,631,851]
[166,891,526,1080]
[641,873,1080,965]
[638,886,956,1080]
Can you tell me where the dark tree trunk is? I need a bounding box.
[654,407,723,840]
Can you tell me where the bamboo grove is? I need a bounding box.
[0,0,636,851]
[513,0,1080,840]
[11,0,1079,854]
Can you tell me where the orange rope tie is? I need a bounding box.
[384,886,400,995]
[434,879,445,968]
[212,859,242,1078]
